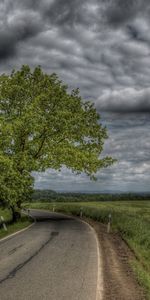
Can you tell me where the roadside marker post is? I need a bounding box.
[80,207,83,218]
[53,204,56,212]
[107,213,112,233]
[0,216,7,231]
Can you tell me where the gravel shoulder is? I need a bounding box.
[85,218,146,300]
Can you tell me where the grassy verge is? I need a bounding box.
[25,201,150,298]
[0,208,33,240]
[0,207,12,223]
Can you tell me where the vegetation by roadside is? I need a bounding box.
[0,207,12,223]
[0,208,32,240]
[25,201,150,299]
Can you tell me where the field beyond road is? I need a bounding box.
[26,200,150,299]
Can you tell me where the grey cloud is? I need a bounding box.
[102,114,150,174]
[126,25,148,43]
[103,0,150,28]
[44,0,100,29]
[0,6,43,61]
[4,0,41,11]
[126,19,150,45]
[97,88,150,113]
[33,113,150,192]
[45,0,83,26]
[96,113,150,190]
[104,0,140,27]
[0,31,16,60]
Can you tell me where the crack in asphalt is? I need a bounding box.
[0,231,59,285]
[8,244,24,255]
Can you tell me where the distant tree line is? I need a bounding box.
[31,190,150,202]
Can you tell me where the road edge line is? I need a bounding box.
[80,218,104,300]
[0,221,35,244]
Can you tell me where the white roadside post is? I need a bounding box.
[53,204,56,212]
[107,213,112,233]
[80,207,83,218]
[0,216,7,231]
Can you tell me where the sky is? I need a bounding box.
[1,0,150,192]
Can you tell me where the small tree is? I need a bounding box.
[0,65,115,215]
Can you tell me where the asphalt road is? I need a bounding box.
[0,210,102,300]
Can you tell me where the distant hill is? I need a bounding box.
[32,189,57,200]
[31,189,150,202]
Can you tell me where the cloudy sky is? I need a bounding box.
[1,0,150,192]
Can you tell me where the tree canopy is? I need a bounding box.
[0,65,115,216]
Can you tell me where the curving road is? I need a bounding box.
[0,210,102,300]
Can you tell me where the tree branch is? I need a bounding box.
[34,135,46,159]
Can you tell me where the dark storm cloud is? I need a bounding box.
[97,88,150,113]
[0,18,41,60]
[104,0,150,27]
[42,0,102,32]
[9,0,98,29]
[0,1,43,61]
[104,0,139,27]
[4,0,41,11]
[127,25,143,42]
[44,0,85,26]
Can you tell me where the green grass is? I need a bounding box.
[0,208,32,240]
[0,207,12,223]
[25,200,150,298]
[132,260,150,299]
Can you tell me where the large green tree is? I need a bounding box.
[0,65,114,216]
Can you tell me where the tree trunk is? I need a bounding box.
[10,205,21,223]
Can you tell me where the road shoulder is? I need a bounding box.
[0,221,35,244]
[85,218,146,300]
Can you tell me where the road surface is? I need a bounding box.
[0,210,102,300]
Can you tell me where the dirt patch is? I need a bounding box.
[84,218,146,300]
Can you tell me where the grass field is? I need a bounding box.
[26,200,150,298]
